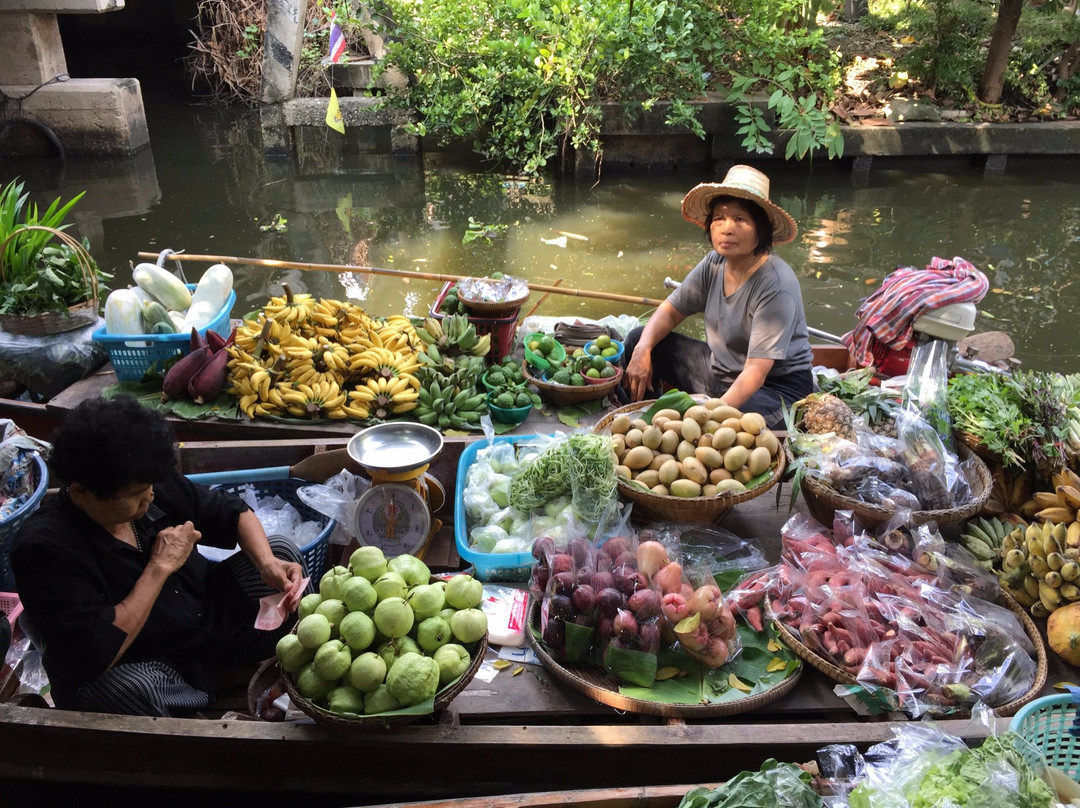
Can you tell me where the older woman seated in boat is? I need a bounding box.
[622,165,814,429]
[10,396,308,716]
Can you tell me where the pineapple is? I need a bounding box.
[796,393,857,441]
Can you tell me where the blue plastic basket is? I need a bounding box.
[455,435,541,582]
[187,472,334,579]
[0,452,48,591]
[92,284,236,382]
[1009,693,1080,779]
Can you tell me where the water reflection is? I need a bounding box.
[3,103,1079,372]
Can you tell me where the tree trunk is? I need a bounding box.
[1056,35,1080,101]
[978,0,1025,104]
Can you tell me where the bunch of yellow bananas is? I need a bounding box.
[1018,468,1080,523]
[225,293,425,422]
[998,519,1080,617]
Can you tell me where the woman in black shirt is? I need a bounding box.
[11,396,308,715]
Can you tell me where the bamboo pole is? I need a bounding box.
[137,251,666,308]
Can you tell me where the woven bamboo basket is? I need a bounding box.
[522,361,621,407]
[797,442,992,530]
[593,400,786,523]
[954,429,1003,464]
[774,591,1046,718]
[0,225,100,335]
[281,633,488,728]
[526,598,803,717]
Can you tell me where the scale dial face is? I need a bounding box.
[352,482,431,557]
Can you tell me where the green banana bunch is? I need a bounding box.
[958,516,1012,569]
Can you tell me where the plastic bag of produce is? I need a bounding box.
[847,714,1054,808]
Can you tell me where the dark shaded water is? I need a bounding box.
[4,100,1079,372]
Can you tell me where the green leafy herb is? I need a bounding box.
[677,759,822,808]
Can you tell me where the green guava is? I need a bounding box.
[378,636,421,672]
[373,596,414,638]
[433,643,471,686]
[314,598,347,630]
[362,684,401,715]
[313,638,352,681]
[340,576,378,614]
[348,651,387,693]
[296,613,333,650]
[349,545,388,582]
[444,574,483,610]
[326,685,365,716]
[372,571,408,602]
[416,616,452,654]
[319,565,352,600]
[339,610,376,652]
[407,583,446,620]
[275,632,315,673]
[388,554,431,588]
[385,652,440,707]
[297,592,322,620]
[296,662,335,702]
[450,608,488,644]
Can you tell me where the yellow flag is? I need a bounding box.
[326,88,345,134]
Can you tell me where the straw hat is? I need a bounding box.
[681,164,797,245]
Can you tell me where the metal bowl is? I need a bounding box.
[346,422,444,475]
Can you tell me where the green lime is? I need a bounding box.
[601,347,617,358]
[539,335,556,354]
[528,339,541,352]
[587,343,601,356]
[600,366,616,378]
[586,368,601,379]
[596,334,612,349]
[590,356,607,372]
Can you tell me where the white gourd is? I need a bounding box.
[182,263,233,330]
[132,263,192,311]
[103,289,146,335]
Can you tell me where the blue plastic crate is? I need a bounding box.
[455,435,543,582]
[0,452,48,591]
[1009,693,1080,779]
[92,284,237,382]
[186,471,334,579]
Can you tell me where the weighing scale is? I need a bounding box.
[346,423,446,559]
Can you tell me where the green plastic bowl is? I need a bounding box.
[523,332,567,373]
[487,392,532,425]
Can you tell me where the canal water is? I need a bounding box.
[4,100,1079,373]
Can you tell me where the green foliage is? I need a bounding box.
[235,24,261,59]
[0,178,111,317]
[367,0,844,173]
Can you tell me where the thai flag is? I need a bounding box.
[328,10,346,63]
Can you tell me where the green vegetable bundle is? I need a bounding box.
[508,433,617,522]
[677,759,822,808]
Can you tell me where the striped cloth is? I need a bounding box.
[842,256,989,368]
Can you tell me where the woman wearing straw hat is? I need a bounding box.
[622,164,813,429]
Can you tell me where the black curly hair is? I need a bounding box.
[50,396,177,499]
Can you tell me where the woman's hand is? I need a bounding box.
[148,521,201,574]
[625,349,653,402]
[259,557,306,612]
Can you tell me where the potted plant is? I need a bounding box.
[0,178,111,335]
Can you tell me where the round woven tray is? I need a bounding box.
[593,400,786,523]
[0,225,100,335]
[522,360,621,407]
[281,634,488,728]
[798,442,992,530]
[526,598,802,717]
[774,591,1046,718]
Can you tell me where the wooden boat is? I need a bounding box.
[0,436,1061,808]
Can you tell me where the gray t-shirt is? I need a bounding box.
[666,251,813,379]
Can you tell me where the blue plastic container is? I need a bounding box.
[1009,692,1080,778]
[584,338,625,365]
[0,452,48,591]
[186,471,334,578]
[455,435,540,582]
[92,284,237,382]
